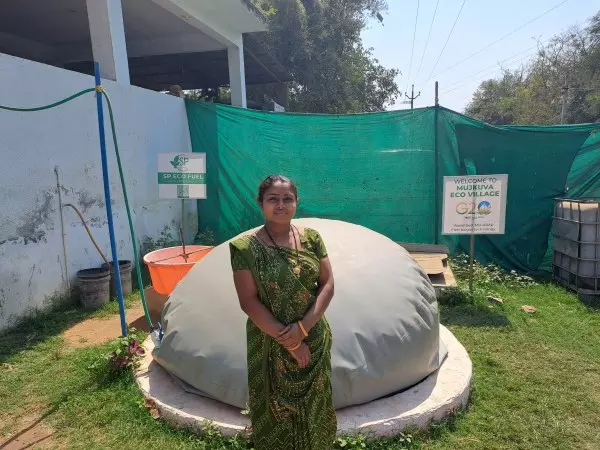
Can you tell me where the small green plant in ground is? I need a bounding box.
[334,435,368,449]
[334,432,416,449]
[438,286,475,307]
[448,253,538,301]
[450,253,537,289]
[91,328,145,374]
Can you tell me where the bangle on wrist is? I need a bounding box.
[289,341,302,351]
[298,320,309,337]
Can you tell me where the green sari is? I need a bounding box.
[230,227,337,450]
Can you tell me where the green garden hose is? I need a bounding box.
[1,88,154,331]
[0,88,95,111]
[100,89,153,330]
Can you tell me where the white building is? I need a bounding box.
[0,0,289,332]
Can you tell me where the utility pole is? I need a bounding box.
[405,84,421,109]
[560,78,569,124]
[435,81,439,107]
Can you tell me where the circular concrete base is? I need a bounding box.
[134,326,471,438]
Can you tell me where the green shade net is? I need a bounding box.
[185,100,600,273]
[539,129,600,272]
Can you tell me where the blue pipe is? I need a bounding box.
[94,62,128,337]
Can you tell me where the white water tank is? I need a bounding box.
[553,199,600,294]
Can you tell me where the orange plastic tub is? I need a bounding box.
[143,245,213,296]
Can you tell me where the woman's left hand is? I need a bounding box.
[276,323,304,348]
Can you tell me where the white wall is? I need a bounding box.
[0,54,197,332]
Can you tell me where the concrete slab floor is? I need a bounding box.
[134,325,472,438]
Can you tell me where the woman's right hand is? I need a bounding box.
[288,341,311,368]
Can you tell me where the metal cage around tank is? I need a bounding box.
[552,198,600,296]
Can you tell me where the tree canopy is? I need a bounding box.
[465,11,600,125]
[253,0,400,113]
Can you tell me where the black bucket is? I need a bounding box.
[101,260,133,299]
[77,267,111,310]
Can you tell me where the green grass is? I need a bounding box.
[1,264,600,449]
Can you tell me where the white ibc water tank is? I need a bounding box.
[553,199,600,294]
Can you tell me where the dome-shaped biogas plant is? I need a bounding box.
[154,218,447,407]
[137,218,472,437]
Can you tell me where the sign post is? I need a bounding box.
[442,174,508,292]
[158,153,207,246]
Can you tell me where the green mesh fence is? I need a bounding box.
[186,100,600,273]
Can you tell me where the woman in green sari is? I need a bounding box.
[230,175,337,450]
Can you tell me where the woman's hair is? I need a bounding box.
[257,175,298,203]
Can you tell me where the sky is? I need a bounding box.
[361,0,600,112]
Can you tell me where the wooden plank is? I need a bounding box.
[411,254,446,275]
[407,249,457,290]
[429,265,457,288]
[397,242,450,254]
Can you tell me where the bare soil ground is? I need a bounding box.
[0,406,58,450]
[61,305,154,348]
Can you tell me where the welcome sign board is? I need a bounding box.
[442,174,508,235]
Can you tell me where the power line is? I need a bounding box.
[405,0,420,94]
[442,45,537,92]
[442,53,535,95]
[415,0,440,81]
[425,0,467,83]
[429,0,570,80]
[442,50,537,95]
[440,22,574,93]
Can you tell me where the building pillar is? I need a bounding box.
[86,0,130,85]
[227,44,247,108]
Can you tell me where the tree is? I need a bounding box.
[186,88,230,104]
[465,11,600,125]
[465,70,525,125]
[253,0,400,113]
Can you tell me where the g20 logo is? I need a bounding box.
[456,201,492,215]
[456,202,476,215]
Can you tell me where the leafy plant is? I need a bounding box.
[450,254,537,294]
[253,0,277,17]
[89,328,146,378]
[141,225,180,254]
[334,432,416,449]
[199,421,254,449]
[334,435,367,449]
[107,335,145,374]
[194,228,216,246]
[438,286,475,307]
[392,432,415,448]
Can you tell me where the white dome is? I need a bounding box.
[154,218,447,409]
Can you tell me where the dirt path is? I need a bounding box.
[62,304,160,348]
[0,407,58,450]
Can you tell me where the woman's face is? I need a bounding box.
[260,181,298,224]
